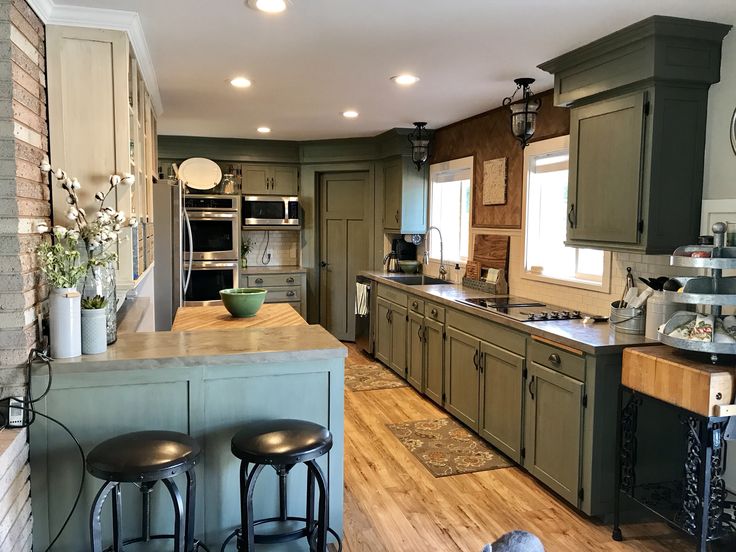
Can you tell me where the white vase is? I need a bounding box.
[49,287,81,358]
[81,308,107,355]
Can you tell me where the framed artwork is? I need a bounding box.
[482,158,507,205]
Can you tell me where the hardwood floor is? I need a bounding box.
[341,343,696,552]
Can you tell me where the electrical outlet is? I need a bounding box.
[0,397,26,428]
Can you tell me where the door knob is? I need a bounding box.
[320,261,328,268]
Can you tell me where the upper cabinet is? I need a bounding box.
[47,26,158,283]
[540,16,731,254]
[242,164,299,196]
[383,156,428,235]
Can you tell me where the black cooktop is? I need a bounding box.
[457,297,584,322]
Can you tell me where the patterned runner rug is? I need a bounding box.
[387,417,513,477]
[345,363,409,392]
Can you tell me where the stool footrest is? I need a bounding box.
[253,515,311,544]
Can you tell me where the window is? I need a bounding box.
[428,156,473,264]
[523,137,610,291]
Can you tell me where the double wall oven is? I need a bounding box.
[183,195,239,305]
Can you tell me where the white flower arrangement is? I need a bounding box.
[36,226,87,289]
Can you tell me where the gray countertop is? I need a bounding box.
[360,271,656,355]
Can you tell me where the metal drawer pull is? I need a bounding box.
[548,353,561,364]
[473,349,479,371]
[567,204,576,228]
[430,308,438,317]
[286,277,295,284]
[386,310,391,322]
[255,278,263,284]
[286,291,295,297]
[417,325,423,341]
[529,376,535,399]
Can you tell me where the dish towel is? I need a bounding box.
[355,282,369,316]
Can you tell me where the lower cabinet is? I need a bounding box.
[479,342,524,463]
[407,310,424,391]
[444,327,481,431]
[375,296,407,378]
[524,361,584,506]
[424,317,444,405]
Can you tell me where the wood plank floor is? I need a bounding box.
[341,343,699,552]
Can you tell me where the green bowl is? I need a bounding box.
[219,288,268,318]
[398,260,420,274]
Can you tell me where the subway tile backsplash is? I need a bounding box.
[242,230,300,267]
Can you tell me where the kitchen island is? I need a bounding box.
[30,304,346,551]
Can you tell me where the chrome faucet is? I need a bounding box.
[423,226,447,280]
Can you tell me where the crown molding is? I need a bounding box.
[26,0,163,115]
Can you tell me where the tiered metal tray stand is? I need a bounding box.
[658,222,736,363]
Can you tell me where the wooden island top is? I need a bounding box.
[172,303,306,331]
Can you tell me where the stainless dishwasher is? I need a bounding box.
[355,276,373,355]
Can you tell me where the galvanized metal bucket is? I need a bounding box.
[610,300,645,335]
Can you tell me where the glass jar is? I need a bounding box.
[79,255,117,344]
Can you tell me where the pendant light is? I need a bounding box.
[408,122,430,170]
[502,78,541,149]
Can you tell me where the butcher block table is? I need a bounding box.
[613,346,736,551]
[172,303,306,331]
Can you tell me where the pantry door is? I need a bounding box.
[319,172,370,340]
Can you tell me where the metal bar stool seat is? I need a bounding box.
[86,430,208,552]
[222,419,341,551]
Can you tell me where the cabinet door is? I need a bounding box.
[479,342,524,463]
[525,362,584,506]
[389,304,407,378]
[375,298,392,367]
[424,317,444,406]
[444,327,480,431]
[383,158,402,231]
[271,166,299,195]
[242,165,270,195]
[407,311,424,392]
[568,92,646,246]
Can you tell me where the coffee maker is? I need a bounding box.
[392,238,417,262]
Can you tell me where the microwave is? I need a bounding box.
[242,196,300,227]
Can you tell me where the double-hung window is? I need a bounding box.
[428,156,473,264]
[523,137,610,291]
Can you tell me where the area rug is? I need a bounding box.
[344,363,409,392]
[386,417,513,477]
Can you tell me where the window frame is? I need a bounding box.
[521,136,612,293]
[427,156,474,266]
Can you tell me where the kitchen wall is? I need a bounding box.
[0,0,48,547]
[241,230,300,267]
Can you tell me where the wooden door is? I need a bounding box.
[424,317,444,406]
[480,342,524,462]
[375,298,392,366]
[271,166,299,195]
[383,158,402,231]
[568,92,646,246]
[407,311,424,391]
[389,304,407,378]
[319,172,370,340]
[242,164,269,195]
[444,327,480,431]
[525,362,584,506]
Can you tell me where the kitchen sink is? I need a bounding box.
[383,275,453,285]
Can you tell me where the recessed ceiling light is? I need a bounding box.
[247,0,286,13]
[342,110,359,119]
[391,74,420,86]
[230,77,252,88]
[257,126,271,133]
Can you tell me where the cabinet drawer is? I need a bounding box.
[408,296,424,314]
[447,308,525,356]
[424,302,445,323]
[246,273,302,288]
[377,284,407,307]
[528,339,585,382]
[262,287,300,303]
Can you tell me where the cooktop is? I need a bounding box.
[457,297,585,322]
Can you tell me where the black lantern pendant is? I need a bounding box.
[408,122,430,170]
[502,78,541,149]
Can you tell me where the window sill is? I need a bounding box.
[520,270,611,294]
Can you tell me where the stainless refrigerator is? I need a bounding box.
[153,179,191,330]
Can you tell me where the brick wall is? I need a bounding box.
[0,0,48,549]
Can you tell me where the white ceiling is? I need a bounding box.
[54,0,736,141]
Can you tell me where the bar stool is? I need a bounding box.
[221,419,341,551]
[86,430,208,552]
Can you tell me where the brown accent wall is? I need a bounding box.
[429,89,569,228]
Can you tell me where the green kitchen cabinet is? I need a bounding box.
[382,156,428,234]
[539,16,731,254]
[375,298,392,367]
[444,327,481,431]
[479,342,524,463]
[524,361,584,506]
[407,310,425,391]
[375,293,408,378]
[424,317,444,406]
[243,164,299,195]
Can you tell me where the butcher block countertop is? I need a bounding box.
[172,303,305,331]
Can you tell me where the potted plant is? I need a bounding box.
[81,295,108,355]
[36,225,87,358]
[241,237,254,269]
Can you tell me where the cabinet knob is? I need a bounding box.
[549,353,561,364]
[286,290,295,297]
[255,278,263,284]
[286,277,295,284]
[320,261,328,268]
[411,300,418,309]
[431,308,438,317]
